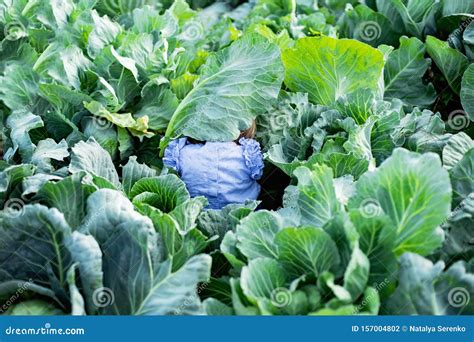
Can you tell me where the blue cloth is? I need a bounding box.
[163,137,264,209]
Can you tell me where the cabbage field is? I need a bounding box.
[0,0,473,316]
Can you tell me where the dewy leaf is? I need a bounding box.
[461,63,474,121]
[162,34,284,148]
[384,253,474,315]
[282,36,384,107]
[384,36,436,108]
[275,227,341,279]
[110,46,139,82]
[69,137,120,187]
[291,165,340,227]
[426,36,469,95]
[349,148,451,256]
[236,210,283,260]
[442,133,474,170]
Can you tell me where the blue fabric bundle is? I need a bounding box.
[163,137,264,209]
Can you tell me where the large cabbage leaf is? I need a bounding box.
[79,189,211,315]
[385,253,474,315]
[426,36,469,95]
[461,64,474,120]
[349,148,451,256]
[384,36,436,107]
[282,36,384,109]
[161,34,284,149]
